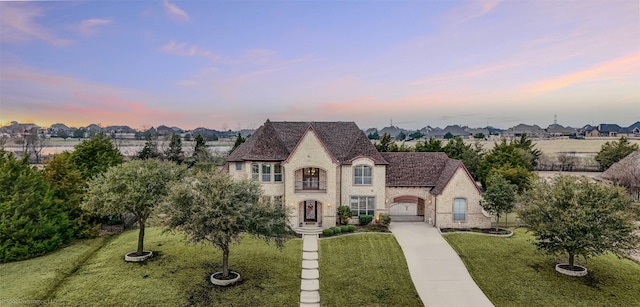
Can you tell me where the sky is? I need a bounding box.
[0,0,639,131]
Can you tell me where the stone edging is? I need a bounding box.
[437,227,514,237]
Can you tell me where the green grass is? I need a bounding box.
[0,235,111,302]
[1,227,302,306]
[319,234,423,306]
[444,228,640,306]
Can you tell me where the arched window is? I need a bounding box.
[251,163,259,180]
[353,165,372,185]
[453,198,467,222]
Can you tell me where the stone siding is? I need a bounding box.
[435,168,491,228]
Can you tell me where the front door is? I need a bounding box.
[304,200,317,222]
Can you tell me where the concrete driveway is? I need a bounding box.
[390,222,494,307]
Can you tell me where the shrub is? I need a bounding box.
[322,228,334,237]
[379,213,391,226]
[331,226,342,234]
[347,225,356,232]
[340,225,349,233]
[337,206,352,225]
[359,215,373,225]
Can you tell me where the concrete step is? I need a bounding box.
[302,260,318,269]
[300,303,320,307]
[302,251,318,260]
[302,236,318,252]
[301,279,319,291]
[300,290,320,304]
[295,227,324,235]
[301,269,319,279]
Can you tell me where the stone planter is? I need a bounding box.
[210,271,241,286]
[555,263,587,277]
[125,251,153,262]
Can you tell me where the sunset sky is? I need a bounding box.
[1,0,638,131]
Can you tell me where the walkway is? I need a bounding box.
[300,234,320,306]
[389,222,494,307]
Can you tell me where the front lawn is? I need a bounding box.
[319,233,423,306]
[444,228,640,306]
[1,227,302,306]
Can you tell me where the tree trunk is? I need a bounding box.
[568,252,575,269]
[137,220,145,256]
[222,246,229,278]
[496,214,500,231]
[505,214,508,229]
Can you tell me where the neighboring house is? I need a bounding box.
[545,124,577,137]
[503,124,547,138]
[465,127,490,138]
[378,125,404,139]
[429,125,471,139]
[227,120,491,230]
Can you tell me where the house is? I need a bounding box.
[429,125,471,139]
[227,120,491,230]
[503,124,547,138]
[545,124,577,137]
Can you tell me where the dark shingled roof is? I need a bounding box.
[227,120,387,164]
[381,152,471,195]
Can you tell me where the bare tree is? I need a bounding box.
[601,152,640,201]
[27,128,49,164]
[0,135,9,149]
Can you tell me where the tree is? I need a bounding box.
[42,152,96,238]
[595,136,639,171]
[374,133,398,152]
[443,132,454,139]
[517,176,640,270]
[137,133,161,160]
[163,170,292,279]
[192,134,212,162]
[83,160,184,257]
[164,134,184,164]
[477,138,536,191]
[26,128,48,164]
[0,150,73,262]
[480,173,517,230]
[474,133,485,139]
[71,132,123,180]
[231,133,246,152]
[395,131,406,141]
[512,134,542,169]
[367,131,379,140]
[414,138,444,152]
[409,131,424,140]
[441,137,484,180]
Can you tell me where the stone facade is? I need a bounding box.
[434,168,491,228]
[226,120,492,230]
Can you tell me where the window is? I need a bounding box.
[303,168,320,189]
[350,196,375,216]
[274,163,282,182]
[251,163,259,180]
[235,162,242,171]
[453,198,467,222]
[262,163,271,182]
[353,165,372,185]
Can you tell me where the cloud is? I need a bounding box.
[163,0,189,22]
[522,52,640,95]
[161,40,226,62]
[411,62,521,86]
[0,2,70,46]
[77,18,112,36]
[444,0,501,25]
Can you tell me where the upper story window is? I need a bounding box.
[353,165,372,185]
[262,163,271,182]
[251,163,259,180]
[274,163,282,182]
[303,167,320,189]
[235,162,242,171]
[453,198,467,222]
